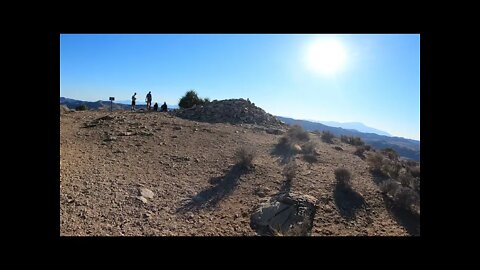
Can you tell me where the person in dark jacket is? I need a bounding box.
[160,102,168,112]
[153,102,158,112]
[131,92,137,111]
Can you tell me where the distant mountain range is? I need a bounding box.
[60,97,178,111]
[277,116,420,161]
[314,121,392,136]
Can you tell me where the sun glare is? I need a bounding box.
[304,39,347,76]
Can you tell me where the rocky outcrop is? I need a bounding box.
[250,192,318,236]
[172,99,284,128]
[60,105,74,115]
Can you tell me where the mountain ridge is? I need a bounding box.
[314,120,392,137]
[276,116,419,161]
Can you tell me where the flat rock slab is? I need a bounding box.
[250,192,318,236]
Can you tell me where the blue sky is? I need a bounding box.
[60,34,420,140]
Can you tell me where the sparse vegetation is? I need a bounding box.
[408,166,420,178]
[335,168,352,188]
[393,187,419,214]
[382,148,399,160]
[341,135,364,146]
[283,160,297,182]
[372,151,420,216]
[321,131,335,143]
[286,125,310,142]
[235,146,256,170]
[302,141,317,155]
[367,152,385,176]
[178,90,210,109]
[380,179,401,196]
[354,145,368,158]
[301,141,318,163]
[75,104,88,111]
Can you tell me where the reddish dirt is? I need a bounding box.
[60,110,418,236]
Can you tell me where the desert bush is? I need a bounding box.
[354,145,367,158]
[367,151,401,178]
[302,141,317,155]
[382,148,399,160]
[381,160,401,179]
[321,131,335,143]
[367,152,385,176]
[235,146,257,169]
[406,160,418,167]
[393,187,419,213]
[380,177,419,215]
[409,166,420,178]
[283,160,298,182]
[380,179,401,197]
[286,125,310,142]
[179,90,207,109]
[334,168,352,188]
[75,104,88,111]
[398,172,415,188]
[341,135,364,146]
[364,145,372,151]
[278,136,290,146]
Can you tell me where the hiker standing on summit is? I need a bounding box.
[131,92,137,111]
[146,91,152,110]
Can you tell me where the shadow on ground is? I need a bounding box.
[278,178,292,195]
[333,183,367,221]
[270,143,295,165]
[371,173,389,185]
[382,194,420,236]
[176,164,248,213]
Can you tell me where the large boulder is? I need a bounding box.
[60,105,72,115]
[250,192,318,236]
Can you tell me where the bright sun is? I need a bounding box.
[304,39,347,76]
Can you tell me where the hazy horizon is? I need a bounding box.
[60,34,420,140]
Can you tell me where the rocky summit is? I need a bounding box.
[60,100,419,236]
[172,98,284,128]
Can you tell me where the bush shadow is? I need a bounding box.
[176,164,247,213]
[270,143,295,165]
[333,183,367,221]
[382,194,420,236]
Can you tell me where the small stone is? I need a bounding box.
[139,188,155,199]
[293,144,302,152]
[104,136,117,142]
[136,196,148,203]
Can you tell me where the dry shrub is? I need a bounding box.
[235,146,257,169]
[286,125,310,142]
[409,166,420,178]
[321,131,335,143]
[334,167,352,188]
[283,160,297,182]
[302,141,317,155]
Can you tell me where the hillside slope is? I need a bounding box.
[277,116,420,161]
[60,109,419,236]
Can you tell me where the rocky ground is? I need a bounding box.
[60,106,419,236]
